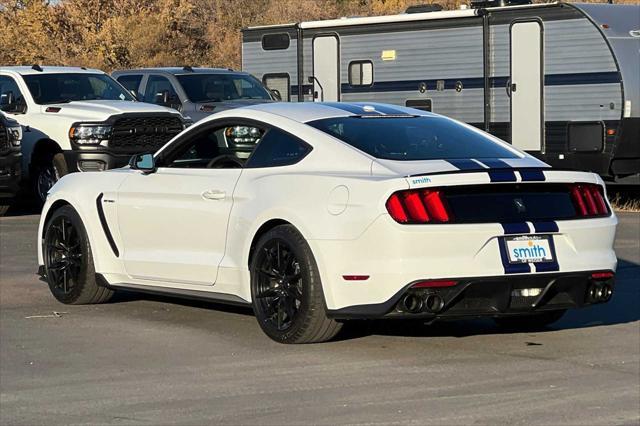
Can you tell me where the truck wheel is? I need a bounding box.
[43,205,114,305]
[493,310,566,330]
[250,224,342,344]
[0,205,9,216]
[36,153,68,202]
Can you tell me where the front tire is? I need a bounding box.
[43,205,113,304]
[493,310,566,330]
[250,225,342,344]
[35,153,68,202]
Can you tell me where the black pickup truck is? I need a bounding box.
[0,112,22,215]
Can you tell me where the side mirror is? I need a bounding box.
[129,153,156,174]
[0,91,25,113]
[154,90,170,105]
[270,89,282,101]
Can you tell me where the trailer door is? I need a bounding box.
[510,21,543,151]
[312,35,340,102]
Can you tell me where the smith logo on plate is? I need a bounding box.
[505,235,554,264]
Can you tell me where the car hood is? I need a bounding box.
[40,100,182,122]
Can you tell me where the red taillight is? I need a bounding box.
[386,189,451,224]
[342,275,370,281]
[412,279,458,288]
[591,271,614,280]
[569,184,609,217]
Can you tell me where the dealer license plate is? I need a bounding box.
[505,235,555,264]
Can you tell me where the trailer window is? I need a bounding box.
[262,33,290,50]
[308,116,520,161]
[263,73,290,101]
[348,61,373,86]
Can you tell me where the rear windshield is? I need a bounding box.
[176,74,272,103]
[308,116,519,161]
[23,73,135,105]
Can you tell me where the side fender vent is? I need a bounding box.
[96,193,120,257]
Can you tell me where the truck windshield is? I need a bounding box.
[176,74,272,103]
[23,73,135,105]
[308,116,520,161]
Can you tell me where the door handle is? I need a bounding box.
[202,190,226,200]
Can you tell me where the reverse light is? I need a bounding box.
[386,188,452,224]
[69,124,112,145]
[569,183,609,217]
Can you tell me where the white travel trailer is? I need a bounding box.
[241,1,640,183]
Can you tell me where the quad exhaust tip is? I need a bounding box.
[400,293,445,314]
[588,282,613,303]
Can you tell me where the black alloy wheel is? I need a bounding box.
[254,239,303,331]
[43,205,113,304]
[250,225,342,344]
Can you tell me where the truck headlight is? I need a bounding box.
[6,125,22,147]
[69,125,112,145]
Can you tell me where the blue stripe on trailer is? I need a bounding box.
[501,222,530,235]
[446,159,481,170]
[534,236,560,272]
[498,237,531,274]
[488,169,517,182]
[532,221,559,233]
[520,169,546,181]
[478,158,512,169]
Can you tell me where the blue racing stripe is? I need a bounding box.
[501,222,530,235]
[535,236,560,272]
[532,221,559,233]
[498,237,531,274]
[446,159,480,170]
[520,169,546,181]
[478,158,512,169]
[488,169,517,182]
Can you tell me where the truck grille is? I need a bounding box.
[0,122,8,153]
[109,115,183,154]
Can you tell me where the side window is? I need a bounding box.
[162,123,265,169]
[246,128,311,168]
[0,76,27,113]
[116,75,142,97]
[263,73,290,101]
[348,60,373,86]
[144,75,181,110]
[262,33,290,50]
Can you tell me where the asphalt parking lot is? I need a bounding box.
[1,209,638,425]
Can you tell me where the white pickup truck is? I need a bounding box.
[0,66,187,201]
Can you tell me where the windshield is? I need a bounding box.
[23,73,135,105]
[176,73,272,103]
[308,116,520,161]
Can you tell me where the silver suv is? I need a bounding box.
[112,67,276,123]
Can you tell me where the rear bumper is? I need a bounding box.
[327,270,614,319]
[310,214,617,311]
[0,151,22,201]
[63,149,131,173]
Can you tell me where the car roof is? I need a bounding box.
[0,66,105,76]
[241,102,434,123]
[112,67,245,76]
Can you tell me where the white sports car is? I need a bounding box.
[37,102,617,343]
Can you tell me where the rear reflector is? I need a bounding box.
[411,279,458,288]
[343,275,370,281]
[569,184,609,217]
[591,271,614,280]
[386,189,451,224]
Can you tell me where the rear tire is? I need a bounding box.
[43,205,113,304]
[493,310,566,330]
[250,224,342,344]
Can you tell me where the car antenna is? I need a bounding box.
[183,65,194,72]
[31,64,43,72]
